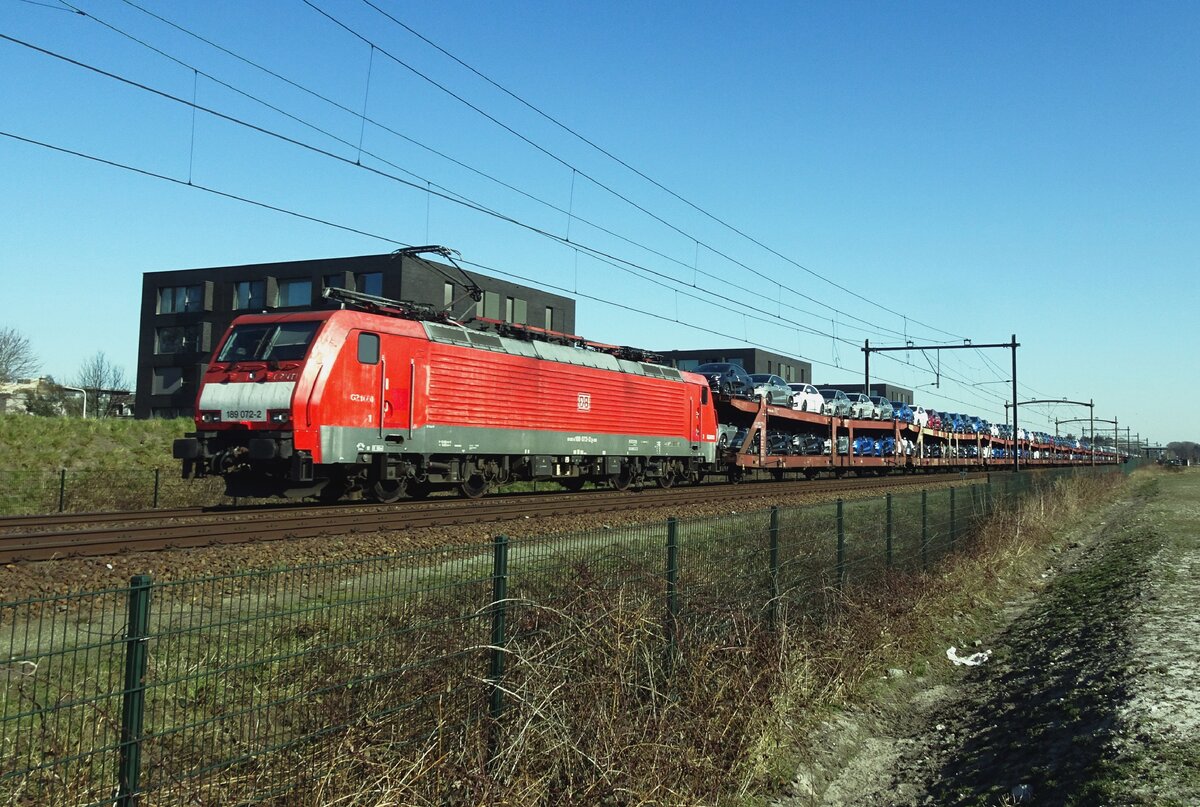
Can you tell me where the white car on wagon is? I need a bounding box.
[787,383,825,413]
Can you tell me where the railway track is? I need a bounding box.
[0,472,987,563]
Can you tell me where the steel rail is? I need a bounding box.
[0,473,986,564]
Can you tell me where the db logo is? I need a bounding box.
[577,393,591,411]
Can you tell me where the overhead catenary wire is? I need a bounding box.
[351,0,969,343]
[0,32,933,355]
[0,126,1014,421]
[298,0,966,345]
[0,21,1055,426]
[63,0,934,348]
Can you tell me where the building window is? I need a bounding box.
[157,285,203,314]
[323,274,346,290]
[443,282,454,308]
[504,297,514,322]
[356,272,383,296]
[233,280,266,310]
[677,359,699,371]
[483,291,500,320]
[544,306,553,331]
[155,324,206,355]
[151,367,184,396]
[513,298,527,325]
[277,278,312,308]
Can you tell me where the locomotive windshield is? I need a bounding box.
[217,320,321,363]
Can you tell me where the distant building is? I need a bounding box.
[0,378,126,416]
[656,348,812,384]
[817,382,914,405]
[0,377,53,415]
[136,253,576,418]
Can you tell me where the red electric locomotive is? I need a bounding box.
[174,287,722,501]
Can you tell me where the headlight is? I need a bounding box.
[269,409,292,424]
[199,410,222,423]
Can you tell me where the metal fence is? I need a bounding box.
[0,467,1114,805]
[0,470,223,516]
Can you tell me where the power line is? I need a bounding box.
[357,0,969,342]
[465,255,1021,417]
[0,129,408,245]
[301,0,964,345]
[12,0,77,10]
[94,0,929,347]
[0,125,1009,419]
[0,31,1044,420]
[0,31,924,355]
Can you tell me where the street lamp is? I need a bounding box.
[61,385,86,418]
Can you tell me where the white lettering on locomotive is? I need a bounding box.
[224,409,264,420]
[350,393,376,403]
[577,393,591,411]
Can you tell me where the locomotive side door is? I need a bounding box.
[344,329,382,433]
[380,333,415,433]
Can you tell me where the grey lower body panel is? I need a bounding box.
[320,424,717,465]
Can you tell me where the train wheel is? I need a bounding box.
[370,478,406,503]
[460,473,489,499]
[656,469,677,489]
[609,470,634,491]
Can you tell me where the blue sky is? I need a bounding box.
[2,0,1196,446]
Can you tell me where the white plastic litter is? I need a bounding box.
[946,646,991,666]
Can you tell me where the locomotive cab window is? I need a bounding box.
[217,320,320,363]
[358,332,380,365]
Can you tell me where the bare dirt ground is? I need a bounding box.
[773,469,1200,807]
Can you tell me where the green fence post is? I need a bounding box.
[836,498,846,590]
[768,507,779,629]
[666,517,679,667]
[949,487,957,550]
[58,468,66,513]
[152,469,160,509]
[921,490,929,571]
[986,474,993,514]
[488,534,510,748]
[117,574,152,807]
[885,493,893,569]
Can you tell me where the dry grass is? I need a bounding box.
[735,470,1129,801]
[248,474,1126,806]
